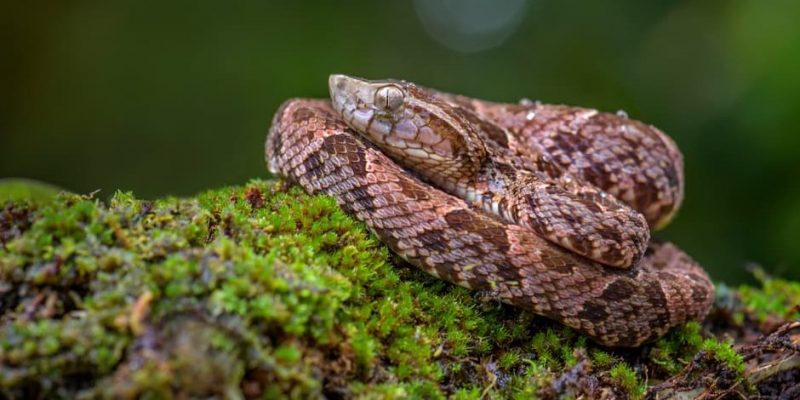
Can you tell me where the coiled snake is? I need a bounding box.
[266,74,713,347]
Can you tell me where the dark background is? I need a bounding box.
[2,1,799,284]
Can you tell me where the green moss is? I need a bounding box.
[737,268,800,323]
[451,387,482,400]
[700,339,746,376]
[648,321,704,375]
[609,364,645,399]
[0,179,793,398]
[499,350,523,370]
[590,350,615,370]
[528,327,582,370]
[4,180,509,397]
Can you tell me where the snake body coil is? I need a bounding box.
[266,75,713,347]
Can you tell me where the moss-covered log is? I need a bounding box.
[1,180,798,399]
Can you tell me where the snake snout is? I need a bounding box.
[328,74,380,121]
[328,74,354,113]
[328,74,349,92]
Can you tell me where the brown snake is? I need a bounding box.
[266,75,714,347]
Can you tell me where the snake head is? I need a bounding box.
[329,74,486,183]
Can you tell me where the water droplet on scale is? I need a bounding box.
[525,111,536,121]
[616,110,628,118]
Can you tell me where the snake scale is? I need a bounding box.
[266,74,714,347]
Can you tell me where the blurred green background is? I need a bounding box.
[2,1,799,284]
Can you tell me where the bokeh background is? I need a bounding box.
[2,1,799,284]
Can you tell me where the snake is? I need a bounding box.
[265,74,714,347]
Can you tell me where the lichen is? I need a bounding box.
[0,179,797,399]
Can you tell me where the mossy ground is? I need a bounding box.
[1,180,798,399]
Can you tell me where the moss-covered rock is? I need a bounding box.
[1,180,798,399]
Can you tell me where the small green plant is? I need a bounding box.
[738,269,800,323]
[591,350,615,370]
[609,364,646,399]
[649,321,704,375]
[700,339,746,376]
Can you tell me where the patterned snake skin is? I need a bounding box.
[266,75,714,347]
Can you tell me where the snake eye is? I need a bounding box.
[375,85,405,110]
